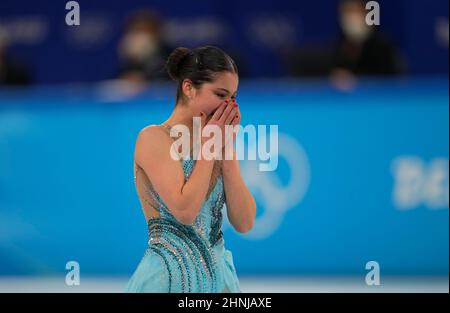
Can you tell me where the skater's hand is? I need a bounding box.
[199,100,238,159]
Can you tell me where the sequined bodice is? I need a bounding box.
[133,124,226,292]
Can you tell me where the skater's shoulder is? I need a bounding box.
[136,124,173,150]
[139,123,170,136]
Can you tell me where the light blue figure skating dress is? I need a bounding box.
[125,124,241,293]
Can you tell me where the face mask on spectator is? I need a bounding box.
[120,31,158,63]
[340,13,371,43]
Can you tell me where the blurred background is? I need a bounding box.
[0,0,448,292]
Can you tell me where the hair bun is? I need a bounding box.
[166,47,192,81]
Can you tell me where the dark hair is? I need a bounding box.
[339,0,367,8]
[165,45,238,103]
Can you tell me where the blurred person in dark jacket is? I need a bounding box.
[0,28,31,86]
[117,9,172,83]
[331,0,405,80]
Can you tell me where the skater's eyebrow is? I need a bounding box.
[216,88,237,97]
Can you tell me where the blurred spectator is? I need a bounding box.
[331,0,405,78]
[0,28,32,86]
[117,9,171,83]
[283,44,335,78]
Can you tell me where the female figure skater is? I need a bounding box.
[125,46,256,293]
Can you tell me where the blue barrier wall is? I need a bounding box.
[0,77,448,276]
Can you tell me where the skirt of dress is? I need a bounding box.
[124,239,241,293]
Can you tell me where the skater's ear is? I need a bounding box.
[181,79,196,100]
